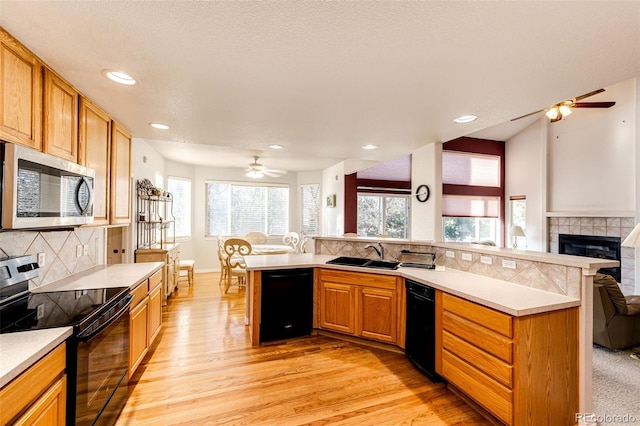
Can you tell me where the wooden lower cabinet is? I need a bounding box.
[437,291,578,426]
[0,343,66,425]
[135,244,180,305]
[318,269,402,345]
[319,281,356,334]
[129,269,163,378]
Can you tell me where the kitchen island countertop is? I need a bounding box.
[244,253,581,317]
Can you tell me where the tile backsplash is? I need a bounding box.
[0,228,105,288]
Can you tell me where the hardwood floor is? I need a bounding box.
[116,272,490,425]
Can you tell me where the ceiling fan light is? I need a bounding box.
[559,105,572,117]
[545,107,559,120]
[246,170,264,179]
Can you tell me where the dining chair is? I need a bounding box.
[223,238,252,293]
[216,238,229,286]
[245,231,267,244]
[283,231,300,252]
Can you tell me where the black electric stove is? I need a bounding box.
[0,255,133,426]
[0,256,129,335]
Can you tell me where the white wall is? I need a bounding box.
[410,143,442,242]
[548,78,636,214]
[321,162,346,236]
[505,118,548,251]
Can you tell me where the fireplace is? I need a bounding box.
[558,234,621,282]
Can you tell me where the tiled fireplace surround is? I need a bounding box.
[548,216,635,295]
[316,216,637,298]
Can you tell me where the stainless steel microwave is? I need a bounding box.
[1,143,95,229]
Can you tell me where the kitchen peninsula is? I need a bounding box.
[245,238,618,425]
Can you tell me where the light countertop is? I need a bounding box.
[0,327,72,388]
[2,262,164,389]
[31,262,164,292]
[244,253,581,317]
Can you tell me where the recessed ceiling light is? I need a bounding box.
[102,70,137,86]
[453,115,478,124]
[150,123,170,130]
[362,144,377,150]
[269,144,284,150]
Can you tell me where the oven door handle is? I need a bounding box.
[77,295,133,341]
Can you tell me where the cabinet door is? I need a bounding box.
[110,121,132,224]
[148,283,162,346]
[0,28,42,149]
[358,287,397,344]
[14,375,66,426]
[78,97,111,225]
[129,297,149,378]
[43,68,78,162]
[319,281,356,335]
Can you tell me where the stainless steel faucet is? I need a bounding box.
[364,242,384,259]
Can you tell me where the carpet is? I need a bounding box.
[592,345,640,425]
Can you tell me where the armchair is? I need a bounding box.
[593,273,640,350]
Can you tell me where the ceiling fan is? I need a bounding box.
[244,156,287,179]
[511,88,616,123]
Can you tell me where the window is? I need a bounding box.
[167,176,191,239]
[357,194,409,238]
[205,182,289,237]
[300,184,320,236]
[441,139,505,245]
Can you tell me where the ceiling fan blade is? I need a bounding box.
[573,88,605,102]
[511,108,545,121]
[263,169,287,177]
[572,101,616,108]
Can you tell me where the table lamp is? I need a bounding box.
[511,225,526,249]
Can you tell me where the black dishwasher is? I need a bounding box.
[260,268,314,343]
[405,279,442,381]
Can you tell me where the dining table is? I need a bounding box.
[250,244,294,255]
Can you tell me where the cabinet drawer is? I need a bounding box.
[442,293,512,338]
[319,269,397,290]
[149,269,162,290]
[442,310,513,363]
[442,349,512,425]
[443,330,513,388]
[130,279,149,308]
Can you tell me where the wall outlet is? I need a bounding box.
[480,256,492,265]
[83,244,89,256]
[502,259,517,269]
[445,251,455,258]
[461,252,472,261]
[36,304,45,320]
[37,252,46,267]
[76,245,83,257]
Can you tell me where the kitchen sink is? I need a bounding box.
[326,256,400,270]
[364,259,400,270]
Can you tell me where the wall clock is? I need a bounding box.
[416,184,430,203]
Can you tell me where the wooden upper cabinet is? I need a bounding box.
[0,28,42,149]
[110,121,132,224]
[79,97,111,225]
[43,68,78,161]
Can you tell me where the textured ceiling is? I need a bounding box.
[0,1,638,175]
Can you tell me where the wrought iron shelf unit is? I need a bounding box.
[136,179,175,249]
